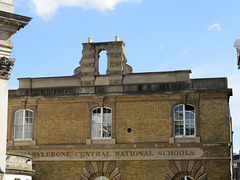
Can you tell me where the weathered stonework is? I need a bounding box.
[74,37,132,85]
[6,39,233,180]
[0,57,15,79]
[0,6,31,178]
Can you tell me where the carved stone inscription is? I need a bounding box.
[17,148,203,161]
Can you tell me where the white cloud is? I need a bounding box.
[159,46,163,51]
[30,0,142,20]
[208,23,221,32]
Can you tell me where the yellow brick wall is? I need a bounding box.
[7,91,231,180]
[31,159,230,180]
[7,92,230,144]
[37,102,88,144]
[200,93,230,142]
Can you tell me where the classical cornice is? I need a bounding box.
[0,10,32,33]
[0,56,15,79]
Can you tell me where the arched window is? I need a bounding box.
[174,104,195,137]
[14,109,33,140]
[91,107,112,139]
[94,176,109,180]
[178,176,194,180]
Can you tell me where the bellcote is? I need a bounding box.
[74,36,133,86]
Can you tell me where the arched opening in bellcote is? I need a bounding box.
[98,50,108,75]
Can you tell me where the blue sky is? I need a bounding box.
[10,0,240,153]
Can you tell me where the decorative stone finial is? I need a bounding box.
[234,39,240,69]
[88,38,93,43]
[0,57,15,78]
[115,36,119,41]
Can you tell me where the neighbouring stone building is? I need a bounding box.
[5,153,34,180]
[234,39,240,69]
[234,151,240,180]
[7,38,233,180]
[0,0,31,179]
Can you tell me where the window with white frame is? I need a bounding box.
[174,104,195,137]
[14,109,33,140]
[91,107,112,139]
[178,176,194,180]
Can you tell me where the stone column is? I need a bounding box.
[0,57,15,173]
[0,2,31,175]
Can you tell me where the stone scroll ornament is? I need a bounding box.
[234,39,240,69]
[0,57,15,78]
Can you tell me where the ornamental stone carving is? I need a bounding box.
[234,39,240,69]
[0,57,15,78]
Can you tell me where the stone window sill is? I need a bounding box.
[86,139,116,145]
[8,140,36,146]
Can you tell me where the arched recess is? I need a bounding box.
[98,50,108,75]
[80,161,121,180]
[165,160,207,180]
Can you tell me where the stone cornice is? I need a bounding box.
[0,10,32,32]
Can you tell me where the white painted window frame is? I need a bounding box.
[174,104,195,137]
[14,109,33,141]
[91,107,112,139]
[178,176,194,180]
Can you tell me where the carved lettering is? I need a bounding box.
[15,148,202,161]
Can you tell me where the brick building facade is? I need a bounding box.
[7,38,233,180]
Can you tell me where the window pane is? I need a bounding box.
[185,105,194,111]
[102,124,111,138]
[26,110,33,118]
[178,105,183,111]
[25,117,33,125]
[190,112,194,119]
[92,109,101,123]
[103,109,111,123]
[15,111,23,125]
[174,112,183,120]
[190,128,195,135]
[92,123,101,138]
[175,121,184,136]
[15,125,23,139]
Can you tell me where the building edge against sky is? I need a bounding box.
[0,0,31,179]
[6,37,233,179]
[0,0,238,179]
